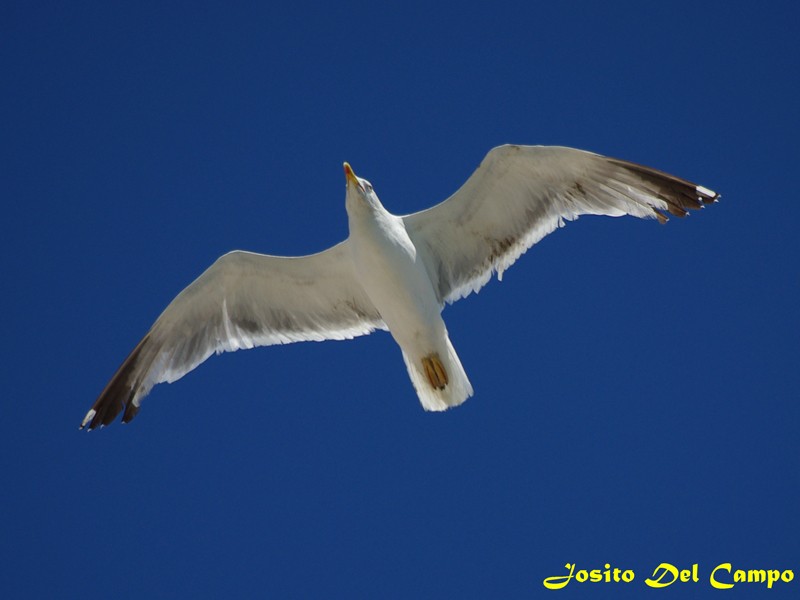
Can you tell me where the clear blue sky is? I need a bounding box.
[3,2,798,597]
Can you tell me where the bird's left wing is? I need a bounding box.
[403,145,718,304]
[81,240,385,429]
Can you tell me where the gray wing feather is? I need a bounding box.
[403,145,718,304]
[81,240,384,429]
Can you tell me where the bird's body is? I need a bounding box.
[81,145,718,429]
[345,168,472,409]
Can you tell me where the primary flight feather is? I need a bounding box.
[81,144,718,429]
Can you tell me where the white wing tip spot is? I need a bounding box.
[80,409,96,430]
[697,185,719,200]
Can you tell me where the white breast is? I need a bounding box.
[348,206,444,350]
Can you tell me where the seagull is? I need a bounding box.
[81,145,718,429]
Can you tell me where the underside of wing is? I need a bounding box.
[403,145,718,304]
[82,241,385,429]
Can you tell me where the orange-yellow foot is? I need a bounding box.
[422,353,448,390]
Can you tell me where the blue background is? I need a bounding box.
[3,1,798,597]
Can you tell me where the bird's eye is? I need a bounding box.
[365,183,373,192]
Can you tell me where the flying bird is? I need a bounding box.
[81,145,718,429]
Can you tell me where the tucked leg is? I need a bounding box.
[422,353,449,390]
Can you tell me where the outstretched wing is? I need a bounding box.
[403,145,718,304]
[81,241,385,429]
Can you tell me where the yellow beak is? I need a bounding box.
[343,162,360,188]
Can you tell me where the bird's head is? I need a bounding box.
[343,162,381,215]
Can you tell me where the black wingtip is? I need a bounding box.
[80,334,150,431]
[122,402,141,423]
[608,157,720,223]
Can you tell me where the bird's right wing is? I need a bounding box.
[403,145,718,304]
[82,240,385,429]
